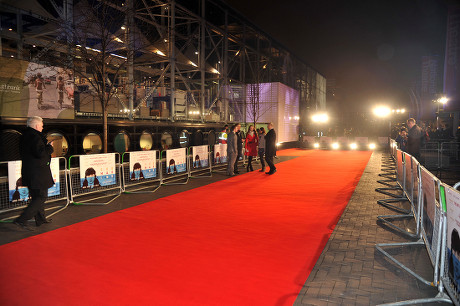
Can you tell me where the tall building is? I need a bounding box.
[420,55,442,120]
[444,5,460,112]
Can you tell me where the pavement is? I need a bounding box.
[0,150,452,305]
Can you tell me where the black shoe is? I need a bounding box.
[259,168,265,172]
[234,171,240,174]
[36,219,52,226]
[13,221,35,231]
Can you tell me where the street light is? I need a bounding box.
[436,96,448,130]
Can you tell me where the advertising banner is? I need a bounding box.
[396,150,404,187]
[80,153,116,189]
[165,148,187,174]
[8,158,60,202]
[192,146,209,168]
[8,161,30,203]
[446,185,460,293]
[404,153,413,201]
[213,144,227,164]
[47,158,61,197]
[411,157,420,215]
[421,167,440,260]
[0,57,74,119]
[129,151,157,180]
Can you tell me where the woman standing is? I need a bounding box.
[258,127,266,172]
[244,125,258,171]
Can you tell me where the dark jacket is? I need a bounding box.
[236,131,243,156]
[407,124,421,157]
[226,131,237,155]
[20,127,54,190]
[265,128,277,157]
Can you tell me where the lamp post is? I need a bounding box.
[436,96,448,130]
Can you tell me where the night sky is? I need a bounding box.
[224,0,451,114]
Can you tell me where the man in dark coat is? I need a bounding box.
[14,116,54,230]
[406,118,422,160]
[265,123,277,175]
[233,124,243,174]
[226,124,238,176]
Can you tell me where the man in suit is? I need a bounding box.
[265,123,277,175]
[226,124,238,176]
[234,124,243,174]
[406,118,422,160]
[14,116,55,231]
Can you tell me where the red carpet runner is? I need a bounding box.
[0,150,371,305]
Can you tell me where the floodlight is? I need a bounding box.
[312,113,329,123]
[373,106,391,118]
[313,143,320,149]
[332,143,340,150]
[349,143,358,150]
[369,143,376,150]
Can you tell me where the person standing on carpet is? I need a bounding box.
[226,124,238,176]
[14,116,54,231]
[258,127,266,172]
[233,123,243,174]
[265,123,277,175]
[245,125,258,172]
[406,118,421,160]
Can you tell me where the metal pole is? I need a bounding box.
[127,0,134,120]
[170,0,176,121]
[223,9,228,122]
[200,0,206,122]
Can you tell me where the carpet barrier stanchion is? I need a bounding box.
[121,150,162,194]
[375,162,453,305]
[376,149,410,214]
[0,157,70,222]
[376,153,420,238]
[161,148,189,186]
[188,145,212,179]
[68,153,123,205]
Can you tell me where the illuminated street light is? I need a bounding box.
[435,96,448,130]
[373,106,391,118]
[312,113,329,123]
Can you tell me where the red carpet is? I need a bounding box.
[0,150,371,305]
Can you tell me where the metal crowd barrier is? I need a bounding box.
[0,157,70,221]
[122,150,161,193]
[212,143,228,173]
[161,148,189,186]
[188,145,212,179]
[68,153,123,205]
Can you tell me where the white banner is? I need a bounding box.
[192,145,209,168]
[80,153,116,189]
[421,168,440,258]
[47,158,60,197]
[129,151,157,180]
[165,148,187,174]
[446,186,460,293]
[214,143,227,164]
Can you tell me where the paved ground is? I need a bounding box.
[294,151,450,305]
[0,151,453,305]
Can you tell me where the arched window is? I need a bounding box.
[114,131,130,154]
[82,133,102,154]
[161,132,173,150]
[46,132,69,157]
[139,131,153,151]
[179,130,189,148]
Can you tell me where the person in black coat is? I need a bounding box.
[265,123,277,175]
[233,124,243,174]
[14,116,54,230]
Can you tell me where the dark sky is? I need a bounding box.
[224,0,450,113]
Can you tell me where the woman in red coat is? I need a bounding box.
[245,125,259,171]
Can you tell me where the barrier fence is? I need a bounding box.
[375,142,460,305]
[302,136,389,150]
[68,153,123,205]
[0,157,70,221]
[122,150,161,193]
[189,145,212,179]
[161,148,189,186]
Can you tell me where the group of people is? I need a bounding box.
[395,118,422,159]
[226,122,277,176]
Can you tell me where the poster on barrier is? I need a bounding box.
[411,157,420,215]
[47,158,60,197]
[8,158,60,201]
[80,153,116,188]
[214,144,227,164]
[446,185,460,293]
[192,146,209,168]
[421,167,440,260]
[165,148,187,174]
[404,153,413,201]
[396,150,404,187]
[129,151,157,180]
[7,161,30,203]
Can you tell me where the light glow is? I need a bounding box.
[313,143,320,149]
[350,143,358,150]
[373,106,391,118]
[332,143,340,150]
[312,113,329,123]
[369,143,376,150]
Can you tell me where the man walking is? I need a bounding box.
[226,124,238,176]
[14,116,54,230]
[406,118,422,160]
[265,123,277,175]
[233,123,242,174]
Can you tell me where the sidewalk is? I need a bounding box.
[294,151,447,305]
